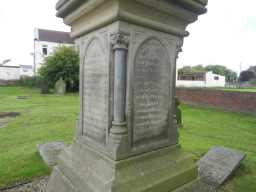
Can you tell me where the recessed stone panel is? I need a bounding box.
[82,38,108,144]
[133,38,170,146]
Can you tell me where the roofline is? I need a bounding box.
[34,39,74,44]
[0,65,20,68]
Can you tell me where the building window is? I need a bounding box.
[214,76,219,80]
[42,45,48,56]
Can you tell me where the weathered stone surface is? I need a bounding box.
[47,144,198,192]
[133,38,170,146]
[82,38,108,144]
[1,177,49,192]
[54,78,66,95]
[0,112,20,118]
[197,146,246,187]
[46,0,208,191]
[0,117,12,129]
[0,112,20,129]
[37,142,67,166]
[174,180,219,192]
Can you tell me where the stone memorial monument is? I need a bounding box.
[47,0,208,191]
[55,77,66,95]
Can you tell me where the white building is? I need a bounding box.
[0,65,20,81]
[20,65,34,77]
[34,28,74,74]
[176,71,226,88]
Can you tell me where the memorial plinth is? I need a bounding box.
[47,0,208,191]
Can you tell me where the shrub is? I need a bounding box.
[175,97,182,127]
[19,76,43,88]
[39,46,79,92]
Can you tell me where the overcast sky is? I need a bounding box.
[0,0,256,74]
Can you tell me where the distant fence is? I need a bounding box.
[176,88,256,113]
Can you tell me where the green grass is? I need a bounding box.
[0,86,256,191]
[218,88,256,93]
[180,105,256,192]
[0,86,78,188]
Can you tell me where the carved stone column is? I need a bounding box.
[110,33,129,143]
[47,1,208,192]
[107,33,130,159]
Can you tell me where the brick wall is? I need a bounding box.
[176,88,256,113]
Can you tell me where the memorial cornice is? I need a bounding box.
[55,0,208,38]
[56,0,207,18]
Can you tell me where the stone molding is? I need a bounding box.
[55,0,208,38]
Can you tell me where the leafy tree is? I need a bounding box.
[178,65,206,73]
[39,46,79,92]
[248,66,256,73]
[205,65,237,82]
[239,70,256,82]
[178,64,237,82]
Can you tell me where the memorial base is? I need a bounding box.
[46,142,198,192]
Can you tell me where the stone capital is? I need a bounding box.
[111,33,130,50]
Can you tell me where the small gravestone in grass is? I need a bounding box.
[41,80,50,94]
[37,141,67,166]
[54,78,66,95]
[197,146,246,188]
[0,112,20,129]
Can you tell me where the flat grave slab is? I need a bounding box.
[197,146,246,188]
[37,141,67,166]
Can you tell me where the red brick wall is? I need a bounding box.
[176,88,256,113]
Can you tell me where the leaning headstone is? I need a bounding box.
[47,1,208,192]
[197,146,246,188]
[41,81,49,94]
[54,78,66,95]
[37,142,67,166]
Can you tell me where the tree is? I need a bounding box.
[248,66,256,73]
[178,64,237,83]
[239,70,256,82]
[205,65,237,82]
[178,65,206,73]
[39,46,79,92]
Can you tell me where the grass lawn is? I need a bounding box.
[0,86,78,188]
[218,88,256,93]
[180,105,256,192]
[0,86,256,191]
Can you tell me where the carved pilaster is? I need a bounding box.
[109,33,130,157]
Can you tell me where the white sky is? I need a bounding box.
[178,0,256,74]
[0,0,256,74]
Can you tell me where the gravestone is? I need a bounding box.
[47,1,208,192]
[37,142,67,166]
[197,146,246,188]
[54,78,66,95]
[41,80,49,94]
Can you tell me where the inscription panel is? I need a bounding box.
[133,38,170,145]
[83,38,108,144]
